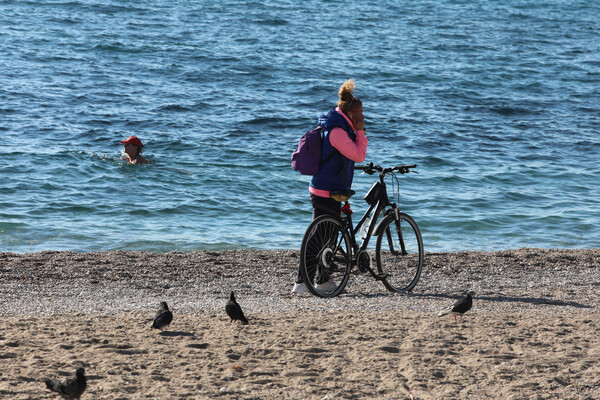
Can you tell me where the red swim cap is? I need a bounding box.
[120,136,143,147]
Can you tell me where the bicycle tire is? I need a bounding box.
[299,215,353,298]
[375,212,423,292]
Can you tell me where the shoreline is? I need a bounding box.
[1,247,599,315]
[1,248,599,399]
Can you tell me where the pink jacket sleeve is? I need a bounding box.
[329,128,368,162]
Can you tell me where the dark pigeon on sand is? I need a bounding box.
[44,367,87,400]
[438,291,474,319]
[226,291,248,325]
[152,301,173,330]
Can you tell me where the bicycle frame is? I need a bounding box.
[340,172,395,277]
[346,197,386,252]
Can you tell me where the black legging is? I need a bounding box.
[296,194,341,284]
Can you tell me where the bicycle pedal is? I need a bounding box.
[374,273,387,280]
[351,267,367,275]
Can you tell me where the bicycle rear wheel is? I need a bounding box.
[376,212,423,292]
[299,215,353,298]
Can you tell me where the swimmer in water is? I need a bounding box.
[121,136,148,164]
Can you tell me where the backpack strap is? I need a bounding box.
[319,127,343,169]
[319,149,339,168]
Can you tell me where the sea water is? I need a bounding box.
[1,0,598,253]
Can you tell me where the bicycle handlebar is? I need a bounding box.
[356,162,417,175]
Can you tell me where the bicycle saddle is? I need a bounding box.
[330,190,355,202]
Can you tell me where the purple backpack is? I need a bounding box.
[291,126,324,175]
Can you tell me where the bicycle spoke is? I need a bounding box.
[300,216,353,298]
[376,214,423,292]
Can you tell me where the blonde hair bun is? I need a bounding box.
[337,79,361,113]
[338,79,356,102]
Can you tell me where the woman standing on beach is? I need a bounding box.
[292,79,368,294]
[121,136,148,165]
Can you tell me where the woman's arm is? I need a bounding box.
[329,127,368,162]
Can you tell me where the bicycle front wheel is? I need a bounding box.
[300,215,353,298]
[376,212,423,292]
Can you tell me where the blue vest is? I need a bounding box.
[310,108,356,193]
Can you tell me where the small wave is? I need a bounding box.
[504,191,547,202]
[253,18,288,26]
[155,104,193,112]
[36,204,96,214]
[47,16,81,25]
[490,106,535,116]
[0,221,28,232]
[227,68,252,75]
[241,116,287,126]
[130,209,154,217]
[86,3,149,15]
[153,102,212,112]
[421,156,462,167]
[92,42,151,54]
[86,119,115,126]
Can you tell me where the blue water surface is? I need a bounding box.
[1,0,599,253]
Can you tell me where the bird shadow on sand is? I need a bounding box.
[159,331,195,337]
[409,292,593,309]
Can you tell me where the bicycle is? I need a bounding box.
[299,163,424,298]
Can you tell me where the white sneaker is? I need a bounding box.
[292,282,310,294]
[315,279,338,293]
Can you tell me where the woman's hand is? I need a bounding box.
[351,113,364,131]
[354,117,364,131]
[349,105,365,131]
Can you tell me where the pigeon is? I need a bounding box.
[438,291,474,320]
[44,367,87,400]
[225,291,248,325]
[152,301,173,330]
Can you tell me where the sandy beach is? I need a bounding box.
[1,248,599,399]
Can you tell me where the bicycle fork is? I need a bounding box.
[386,206,407,256]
